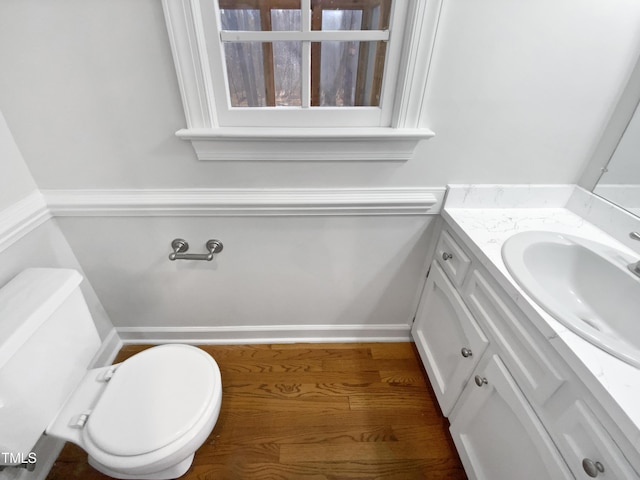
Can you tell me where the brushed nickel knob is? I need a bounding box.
[582,458,604,477]
[442,252,453,261]
[474,375,488,387]
[461,347,473,358]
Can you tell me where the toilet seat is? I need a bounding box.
[87,344,216,457]
[47,344,222,477]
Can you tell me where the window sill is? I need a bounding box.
[175,127,434,162]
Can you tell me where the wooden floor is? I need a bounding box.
[47,343,467,480]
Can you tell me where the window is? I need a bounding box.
[218,0,391,109]
[162,0,441,160]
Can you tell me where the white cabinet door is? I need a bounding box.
[551,398,639,479]
[450,354,572,480]
[411,261,488,416]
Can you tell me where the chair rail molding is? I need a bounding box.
[0,192,51,253]
[43,187,445,217]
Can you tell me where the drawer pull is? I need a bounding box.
[461,347,473,358]
[582,458,604,477]
[442,252,453,261]
[474,375,488,387]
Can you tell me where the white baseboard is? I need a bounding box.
[90,328,123,367]
[117,324,412,344]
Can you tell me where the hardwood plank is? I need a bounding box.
[223,381,399,397]
[348,391,436,411]
[280,441,444,463]
[217,424,398,444]
[219,359,325,373]
[208,345,374,361]
[321,357,424,372]
[380,369,428,387]
[370,342,419,359]
[223,393,351,412]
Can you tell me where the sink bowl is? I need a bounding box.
[502,231,640,368]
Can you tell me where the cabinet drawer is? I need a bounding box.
[464,269,564,405]
[435,230,471,287]
[551,399,639,479]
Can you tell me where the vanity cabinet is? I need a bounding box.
[413,225,640,480]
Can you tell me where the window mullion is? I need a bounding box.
[302,41,311,108]
[259,5,276,107]
[219,30,388,42]
[310,5,322,106]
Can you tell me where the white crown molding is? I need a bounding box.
[117,324,412,345]
[176,127,434,162]
[43,187,445,216]
[0,192,51,253]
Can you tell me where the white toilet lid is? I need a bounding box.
[86,345,218,457]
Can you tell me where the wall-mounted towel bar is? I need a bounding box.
[169,238,223,261]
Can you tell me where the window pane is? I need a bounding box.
[321,10,362,30]
[313,1,391,30]
[316,41,385,107]
[271,9,301,31]
[223,43,267,107]
[273,41,302,106]
[224,41,301,108]
[220,9,261,31]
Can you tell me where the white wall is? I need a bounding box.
[55,214,435,341]
[420,0,640,185]
[0,114,37,210]
[0,111,113,339]
[1,0,640,189]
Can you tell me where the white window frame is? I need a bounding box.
[206,0,401,128]
[162,0,442,161]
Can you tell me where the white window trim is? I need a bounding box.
[162,0,442,161]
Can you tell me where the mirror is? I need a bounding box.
[580,52,640,216]
[593,101,640,216]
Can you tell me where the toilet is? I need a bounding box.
[0,268,222,479]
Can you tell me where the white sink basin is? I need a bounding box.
[502,231,640,368]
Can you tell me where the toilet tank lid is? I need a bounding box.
[0,268,83,370]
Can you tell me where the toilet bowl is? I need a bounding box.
[0,269,222,479]
[48,344,222,479]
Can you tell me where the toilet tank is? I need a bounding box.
[0,268,101,461]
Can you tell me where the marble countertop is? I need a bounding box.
[441,185,640,447]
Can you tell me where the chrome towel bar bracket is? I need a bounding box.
[169,238,223,261]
